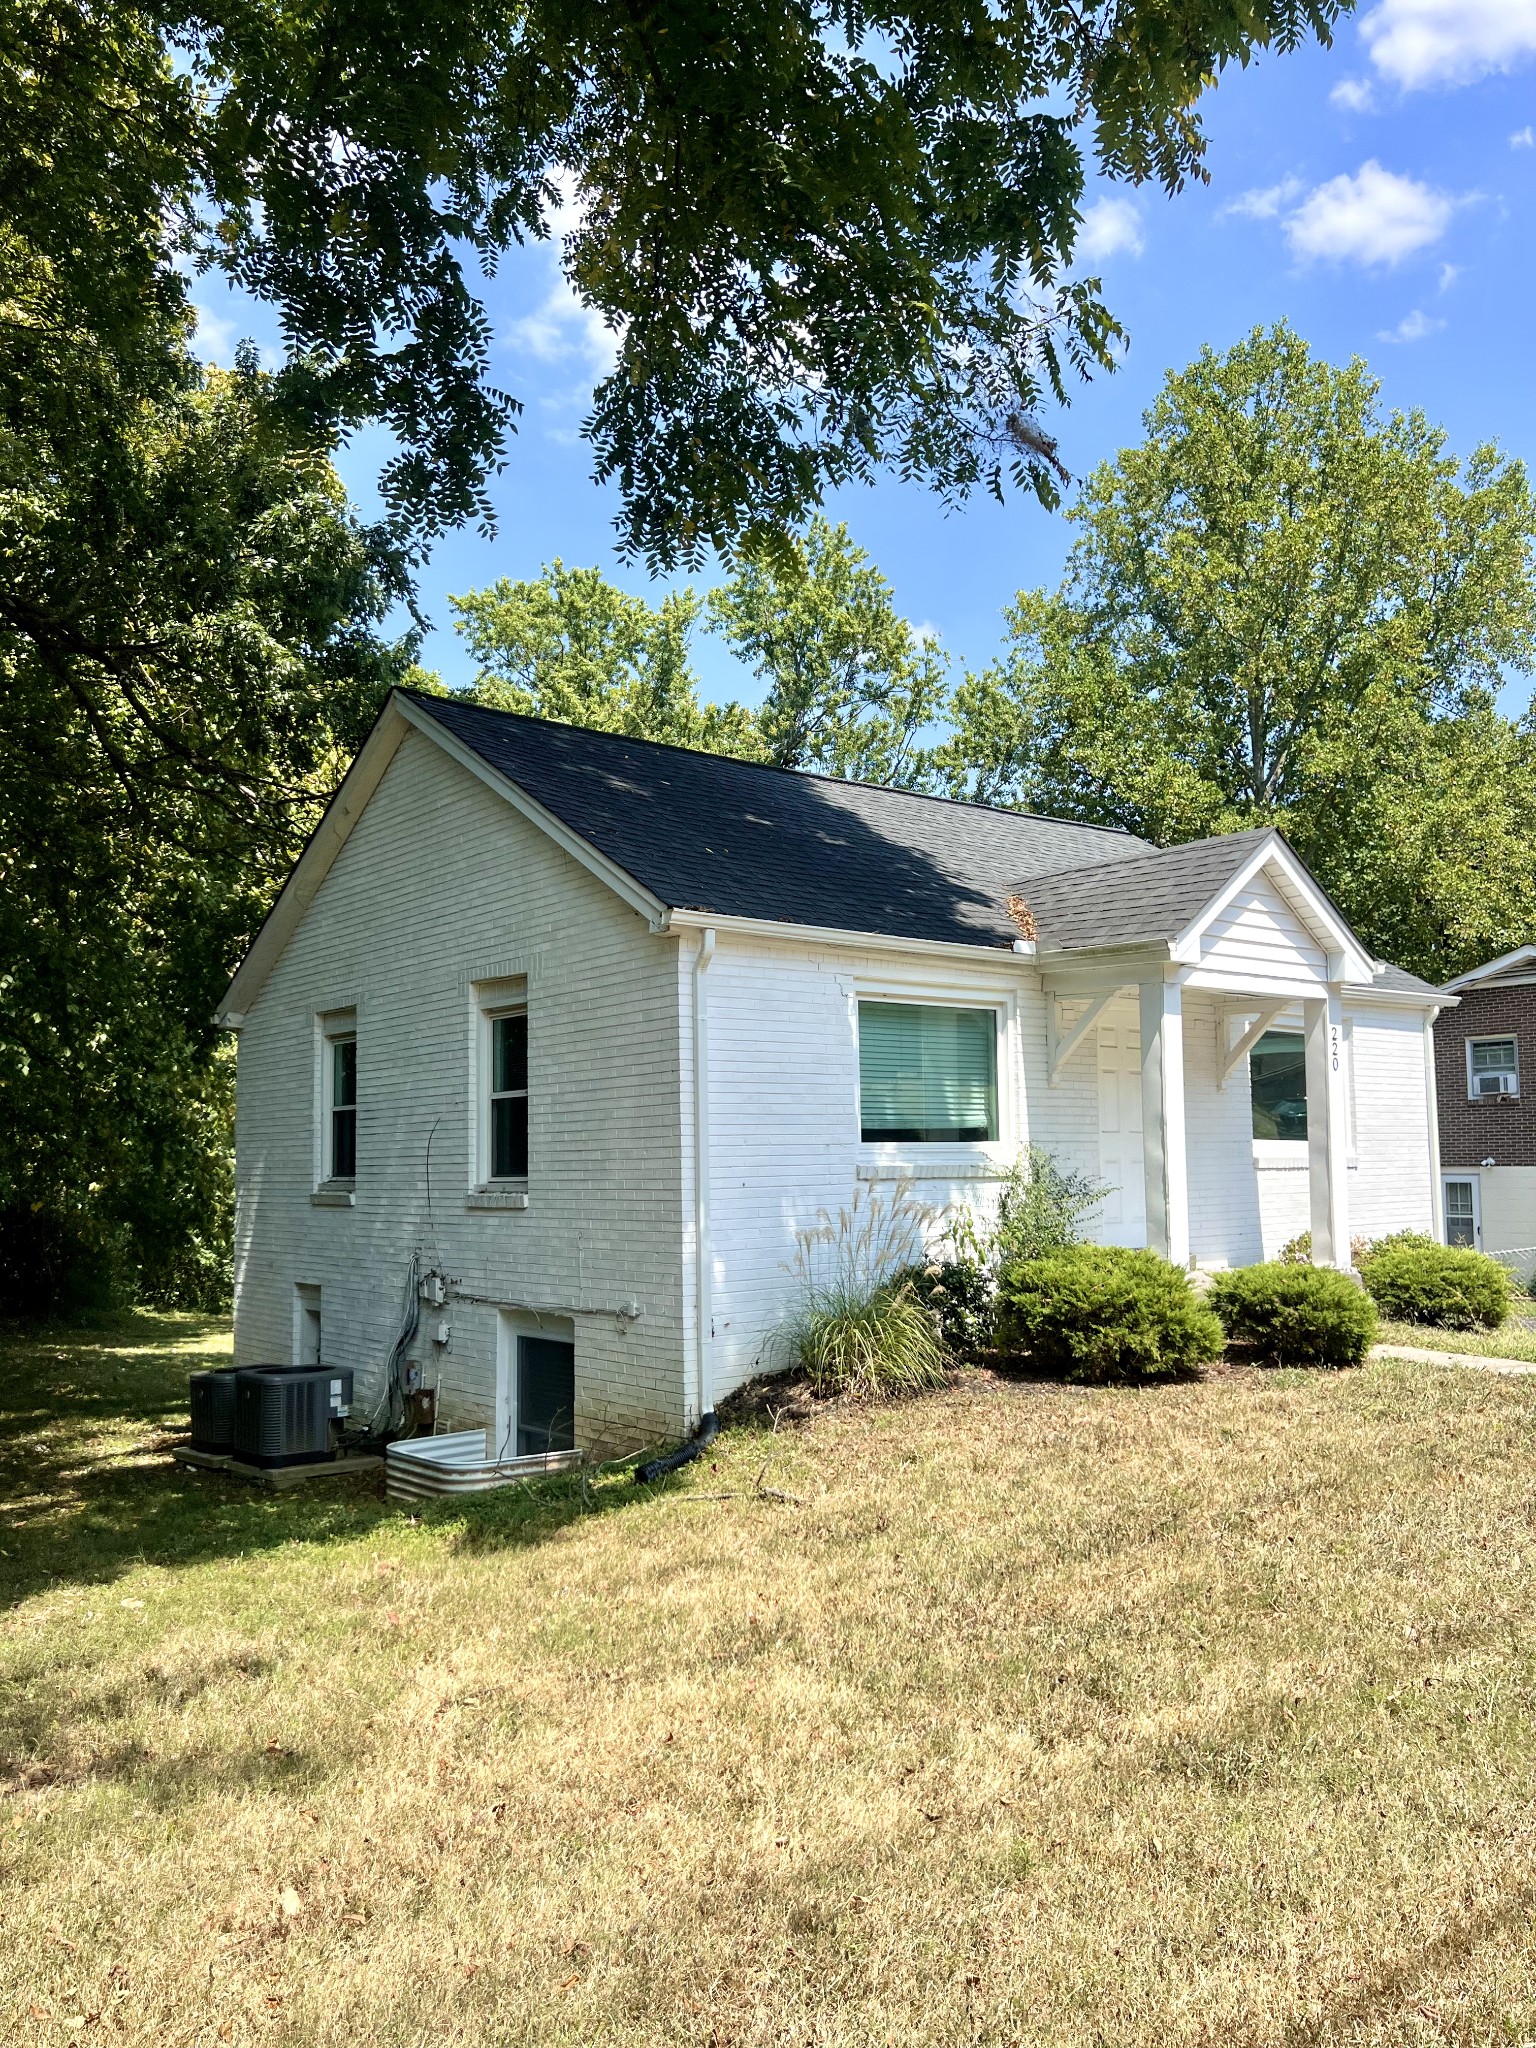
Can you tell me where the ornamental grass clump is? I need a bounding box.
[791,1277,948,1398]
[784,1180,949,1397]
[1207,1262,1378,1368]
[996,1245,1224,1383]
[1362,1243,1513,1330]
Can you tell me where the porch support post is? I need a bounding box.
[1139,975,1190,1268]
[1304,989,1351,1268]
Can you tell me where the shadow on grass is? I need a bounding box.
[0,1308,675,1607]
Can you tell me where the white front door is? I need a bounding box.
[1098,1021,1146,1246]
[1444,1176,1481,1249]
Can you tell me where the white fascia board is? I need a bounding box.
[663,905,1023,967]
[1440,944,1536,993]
[394,696,669,930]
[1346,983,1455,1013]
[1167,835,1375,984]
[216,701,411,1025]
[1038,943,1171,994]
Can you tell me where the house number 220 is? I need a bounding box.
[1331,1025,1340,1073]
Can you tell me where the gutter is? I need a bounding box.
[692,926,716,1424]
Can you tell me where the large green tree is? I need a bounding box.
[0,261,413,1307]
[939,325,1536,980]
[453,562,758,754]
[709,516,948,785]
[8,0,1348,564]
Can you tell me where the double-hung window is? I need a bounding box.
[318,1012,357,1185]
[1468,1037,1519,1099]
[858,1001,998,1144]
[488,1009,528,1180]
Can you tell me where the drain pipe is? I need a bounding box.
[692,926,716,1426]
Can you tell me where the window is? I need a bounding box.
[858,1001,998,1144]
[489,1010,528,1180]
[1468,1037,1519,1099]
[516,1334,575,1456]
[1251,1030,1307,1141]
[323,1026,357,1180]
[1444,1178,1479,1249]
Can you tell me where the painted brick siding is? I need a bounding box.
[232,728,689,1455]
[1436,984,1536,1168]
[697,939,1438,1390]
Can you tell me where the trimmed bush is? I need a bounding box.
[1362,1244,1513,1330]
[792,1276,949,1398]
[995,1246,1224,1383]
[1207,1262,1377,1368]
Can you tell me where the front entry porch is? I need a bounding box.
[1046,973,1354,1271]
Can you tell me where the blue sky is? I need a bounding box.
[193,0,1536,710]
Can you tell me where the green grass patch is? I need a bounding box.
[4,1318,1536,2046]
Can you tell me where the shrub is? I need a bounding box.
[899,1260,994,1361]
[1362,1244,1513,1330]
[989,1147,1108,1269]
[1357,1230,1439,1264]
[995,1245,1224,1383]
[1207,1262,1378,1368]
[791,1277,948,1398]
[1278,1229,1373,1268]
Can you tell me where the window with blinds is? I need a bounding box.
[858,1001,998,1143]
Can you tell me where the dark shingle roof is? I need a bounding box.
[1015,832,1275,952]
[1375,962,1441,996]
[407,694,1436,999]
[411,693,1148,950]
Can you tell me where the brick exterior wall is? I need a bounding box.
[1435,983,1536,1168]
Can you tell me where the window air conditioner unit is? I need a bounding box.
[233,1365,354,1467]
[1476,1072,1518,1097]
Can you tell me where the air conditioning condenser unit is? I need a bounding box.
[233,1365,354,1468]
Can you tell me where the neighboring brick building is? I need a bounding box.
[1435,946,1536,1279]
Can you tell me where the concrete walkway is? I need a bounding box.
[1371,1343,1536,1379]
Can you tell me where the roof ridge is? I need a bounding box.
[402,687,1142,842]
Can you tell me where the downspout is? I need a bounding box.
[692,926,716,1424]
[1424,1005,1445,1243]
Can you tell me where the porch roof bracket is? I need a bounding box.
[1219,1002,1287,1090]
[1049,987,1121,1087]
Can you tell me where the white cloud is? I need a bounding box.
[1377,308,1445,342]
[1075,196,1144,261]
[1438,260,1460,290]
[1330,76,1377,111]
[1221,177,1304,221]
[1513,124,1536,146]
[190,301,238,365]
[1283,160,1455,264]
[509,279,620,377]
[1360,0,1536,91]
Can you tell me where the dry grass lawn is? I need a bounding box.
[4,1312,1536,2048]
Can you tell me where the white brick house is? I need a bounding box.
[219,690,1447,1453]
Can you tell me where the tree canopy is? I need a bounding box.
[709,517,947,785]
[453,517,947,785]
[9,0,1348,563]
[938,324,1536,980]
[0,271,413,1308]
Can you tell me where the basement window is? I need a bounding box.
[858,1001,998,1144]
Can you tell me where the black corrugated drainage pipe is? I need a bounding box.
[635,1410,719,1485]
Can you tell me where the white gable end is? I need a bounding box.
[1186,867,1332,997]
